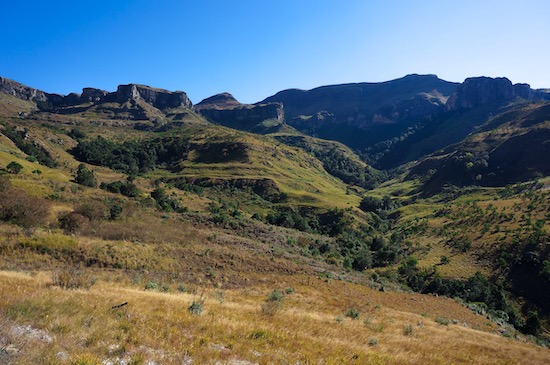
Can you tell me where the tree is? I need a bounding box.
[75,164,97,187]
[7,161,23,174]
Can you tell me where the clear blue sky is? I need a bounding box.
[2,0,549,104]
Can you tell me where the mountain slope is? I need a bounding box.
[0,76,549,362]
[409,101,550,190]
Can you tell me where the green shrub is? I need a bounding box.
[267,289,285,302]
[188,300,203,315]
[7,161,23,174]
[403,324,415,336]
[344,307,360,320]
[145,281,158,290]
[75,164,97,187]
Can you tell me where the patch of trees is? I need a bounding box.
[150,187,186,213]
[100,180,140,197]
[275,136,385,189]
[496,230,550,322]
[75,164,97,187]
[6,161,23,174]
[359,195,402,218]
[72,136,192,174]
[266,207,349,236]
[398,255,546,336]
[265,206,405,271]
[1,124,57,167]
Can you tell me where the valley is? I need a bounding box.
[0,74,549,364]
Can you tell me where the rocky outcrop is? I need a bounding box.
[262,74,459,132]
[194,93,241,110]
[81,88,110,103]
[196,93,284,132]
[116,84,192,109]
[446,77,539,111]
[0,76,48,102]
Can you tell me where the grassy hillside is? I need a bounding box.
[409,102,550,191]
[1,85,550,363]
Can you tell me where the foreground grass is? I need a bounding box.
[1,270,548,364]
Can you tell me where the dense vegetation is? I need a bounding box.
[71,136,192,174]
[1,123,57,167]
[275,135,385,189]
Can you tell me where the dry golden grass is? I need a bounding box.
[1,270,548,364]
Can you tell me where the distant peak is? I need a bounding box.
[195,93,242,110]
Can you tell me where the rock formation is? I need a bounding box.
[262,74,458,128]
[196,93,284,132]
[446,77,539,111]
[81,88,110,103]
[116,84,192,109]
[0,76,49,102]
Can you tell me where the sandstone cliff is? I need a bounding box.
[446,77,540,111]
[116,84,192,109]
[196,93,284,132]
[0,76,49,102]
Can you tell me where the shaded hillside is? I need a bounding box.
[274,134,385,189]
[408,102,550,191]
[195,92,288,134]
[1,75,550,355]
[263,74,457,125]
[262,74,458,153]
[263,75,548,169]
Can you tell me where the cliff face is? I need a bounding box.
[0,77,193,111]
[116,84,192,109]
[81,88,111,103]
[262,74,459,128]
[0,76,49,102]
[196,93,284,132]
[446,77,539,111]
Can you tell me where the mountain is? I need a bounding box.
[262,74,458,148]
[0,75,549,363]
[262,74,547,169]
[409,101,550,190]
[195,92,288,134]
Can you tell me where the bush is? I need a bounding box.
[59,212,89,234]
[74,201,109,221]
[267,289,285,302]
[0,178,50,228]
[75,164,97,187]
[261,301,282,316]
[188,300,204,315]
[403,324,415,336]
[262,289,285,316]
[7,161,23,174]
[100,181,140,197]
[151,187,184,212]
[344,307,360,320]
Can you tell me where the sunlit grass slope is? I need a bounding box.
[2,270,549,365]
